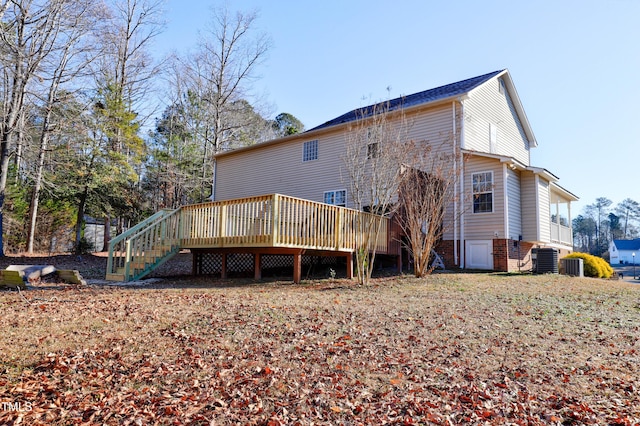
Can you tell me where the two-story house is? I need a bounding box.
[212,69,577,272]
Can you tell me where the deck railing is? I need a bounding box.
[180,194,389,253]
[107,194,391,281]
[550,222,573,246]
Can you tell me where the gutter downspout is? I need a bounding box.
[459,98,466,269]
[211,158,217,201]
[535,175,540,242]
[504,163,509,240]
[452,101,458,266]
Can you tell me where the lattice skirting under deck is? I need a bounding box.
[193,252,342,278]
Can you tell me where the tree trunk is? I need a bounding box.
[102,216,110,252]
[26,105,55,253]
[74,186,88,254]
[0,72,27,257]
[0,135,12,257]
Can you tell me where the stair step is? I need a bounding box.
[138,249,171,257]
[105,273,125,282]
[107,234,179,282]
[129,259,156,267]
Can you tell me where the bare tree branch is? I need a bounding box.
[342,100,411,284]
[397,139,460,277]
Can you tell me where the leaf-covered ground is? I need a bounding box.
[1,273,639,425]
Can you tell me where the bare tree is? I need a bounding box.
[96,0,164,111]
[615,198,640,239]
[397,140,459,277]
[586,197,612,255]
[190,6,271,194]
[342,100,410,285]
[25,0,102,253]
[0,0,69,255]
[90,0,164,251]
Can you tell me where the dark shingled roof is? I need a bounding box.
[308,70,505,132]
[614,239,640,251]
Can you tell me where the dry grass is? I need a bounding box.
[1,273,639,425]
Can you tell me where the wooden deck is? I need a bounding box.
[106,194,397,282]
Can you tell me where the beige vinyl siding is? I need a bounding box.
[215,132,348,206]
[464,156,505,240]
[215,103,457,209]
[520,171,538,242]
[441,102,462,241]
[506,168,522,240]
[404,104,454,150]
[463,78,531,165]
[537,178,551,243]
[406,104,459,239]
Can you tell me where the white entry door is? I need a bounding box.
[466,240,494,270]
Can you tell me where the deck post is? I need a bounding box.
[271,194,280,246]
[124,240,132,281]
[254,253,262,280]
[293,250,302,283]
[346,252,353,279]
[221,253,228,279]
[192,252,198,275]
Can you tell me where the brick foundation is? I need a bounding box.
[434,240,460,270]
[434,239,569,272]
[492,239,537,272]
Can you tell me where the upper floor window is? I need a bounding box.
[324,189,346,207]
[472,172,493,213]
[367,142,379,159]
[303,140,318,162]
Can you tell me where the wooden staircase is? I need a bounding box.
[105,208,182,282]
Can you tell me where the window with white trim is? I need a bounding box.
[324,190,346,207]
[303,140,318,162]
[367,142,379,159]
[472,172,493,213]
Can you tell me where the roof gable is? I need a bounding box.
[613,239,640,251]
[216,69,537,160]
[309,70,505,132]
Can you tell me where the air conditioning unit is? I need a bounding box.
[560,258,584,277]
[532,248,558,274]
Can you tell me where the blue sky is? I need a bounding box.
[154,0,640,215]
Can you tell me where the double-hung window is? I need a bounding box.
[367,142,379,159]
[472,172,493,213]
[303,140,318,162]
[324,190,346,207]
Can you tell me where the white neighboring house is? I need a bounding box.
[609,239,640,265]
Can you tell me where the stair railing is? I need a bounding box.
[106,208,178,280]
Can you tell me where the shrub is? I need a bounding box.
[564,252,613,279]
